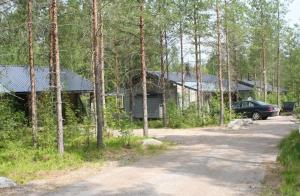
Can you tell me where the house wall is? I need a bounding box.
[124,79,177,119]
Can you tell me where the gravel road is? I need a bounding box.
[18,116,300,196]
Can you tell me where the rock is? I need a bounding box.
[228,119,253,130]
[228,119,243,130]
[242,119,253,126]
[0,177,17,189]
[142,138,162,147]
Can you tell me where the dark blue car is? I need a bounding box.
[233,100,278,120]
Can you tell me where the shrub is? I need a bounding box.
[0,96,26,147]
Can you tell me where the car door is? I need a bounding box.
[233,102,242,113]
[241,101,255,117]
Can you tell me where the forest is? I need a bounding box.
[1,0,300,184]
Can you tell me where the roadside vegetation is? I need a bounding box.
[0,95,170,184]
[278,130,300,195]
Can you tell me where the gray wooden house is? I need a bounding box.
[124,71,253,119]
[0,65,93,117]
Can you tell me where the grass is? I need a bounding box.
[278,130,300,195]
[0,135,170,184]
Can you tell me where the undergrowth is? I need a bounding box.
[278,130,300,195]
[0,95,168,184]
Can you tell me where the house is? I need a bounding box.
[124,71,253,119]
[238,79,286,95]
[0,65,93,117]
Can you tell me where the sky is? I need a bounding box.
[286,0,300,26]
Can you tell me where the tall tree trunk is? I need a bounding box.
[49,3,55,88]
[262,38,267,102]
[140,0,148,137]
[225,0,232,119]
[216,1,224,125]
[164,31,169,82]
[164,30,169,112]
[260,3,267,102]
[193,9,200,118]
[180,21,185,112]
[129,55,135,121]
[160,31,167,127]
[52,0,64,155]
[99,3,105,128]
[276,0,280,106]
[114,42,120,109]
[28,0,37,147]
[92,0,104,148]
[198,35,203,108]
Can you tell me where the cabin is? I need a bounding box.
[0,65,93,117]
[124,71,254,119]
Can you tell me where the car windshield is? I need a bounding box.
[255,101,268,105]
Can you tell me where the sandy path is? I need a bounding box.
[12,116,299,196]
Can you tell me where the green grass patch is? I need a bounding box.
[278,130,300,195]
[0,136,169,184]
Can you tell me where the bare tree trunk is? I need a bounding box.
[129,56,135,121]
[164,30,169,111]
[216,1,224,125]
[193,10,200,118]
[164,31,169,82]
[51,0,64,155]
[92,0,104,148]
[260,4,267,102]
[28,0,37,147]
[160,31,167,127]
[140,0,148,137]
[114,42,120,109]
[225,0,232,119]
[198,35,203,108]
[180,21,185,113]
[262,38,267,102]
[276,0,280,106]
[99,3,105,128]
[49,3,55,88]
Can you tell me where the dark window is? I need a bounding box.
[233,102,241,109]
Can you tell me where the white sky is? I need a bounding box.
[286,0,300,26]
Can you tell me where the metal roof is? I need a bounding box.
[0,65,93,93]
[148,71,253,92]
[238,79,286,93]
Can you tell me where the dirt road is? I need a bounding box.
[29,116,299,195]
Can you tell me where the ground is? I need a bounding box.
[1,116,296,196]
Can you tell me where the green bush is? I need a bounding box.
[0,97,26,147]
[278,130,300,195]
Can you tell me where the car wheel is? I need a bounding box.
[252,112,260,120]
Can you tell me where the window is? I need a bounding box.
[241,101,254,108]
[241,101,249,108]
[233,102,241,109]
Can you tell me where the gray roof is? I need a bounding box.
[0,65,93,93]
[148,71,252,92]
[239,80,286,93]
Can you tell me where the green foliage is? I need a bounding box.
[105,97,134,146]
[36,93,56,148]
[166,97,237,129]
[278,130,300,195]
[0,97,26,147]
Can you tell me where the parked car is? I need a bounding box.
[232,100,278,120]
